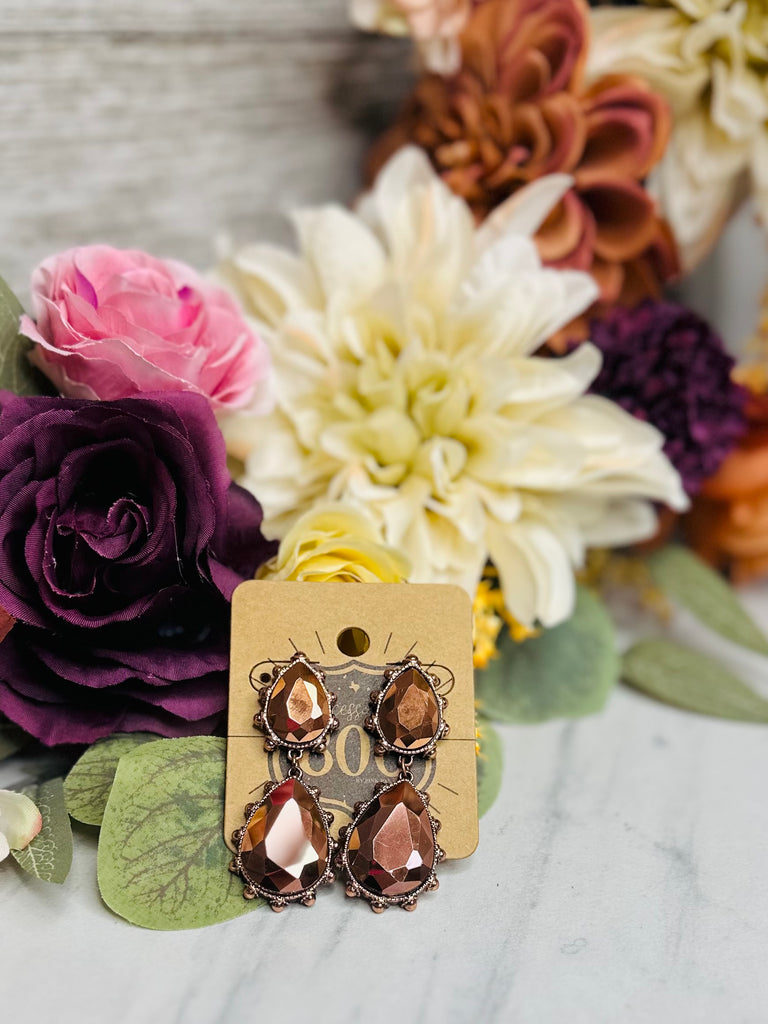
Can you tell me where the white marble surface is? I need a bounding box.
[2,667,768,1022]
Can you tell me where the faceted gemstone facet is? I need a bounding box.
[347,781,435,897]
[267,662,330,744]
[239,779,328,895]
[378,668,440,750]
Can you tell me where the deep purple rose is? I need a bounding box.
[0,390,276,745]
[589,300,747,495]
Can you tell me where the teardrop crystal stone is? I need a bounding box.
[267,662,330,744]
[239,779,329,896]
[347,781,435,898]
[378,667,440,750]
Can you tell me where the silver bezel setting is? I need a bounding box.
[255,651,339,753]
[230,778,337,912]
[366,655,448,758]
[336,778,444,913]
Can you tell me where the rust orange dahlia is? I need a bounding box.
[369,0,678,324]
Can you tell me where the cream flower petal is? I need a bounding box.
[454,269,599,358]
[216,244,322,325]
[357,146,475,305]
[554,495,659,548]
[471,345,601,424]
[0,790,42,859]
[648,113,748,268]
[710,56,768,142]
[589,8,708,117]
[487,516,577,629]
[291,206,387,309]
[541,396,689,507]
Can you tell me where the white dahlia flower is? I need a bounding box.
[218,148,686,627]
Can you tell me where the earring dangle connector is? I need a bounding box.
[338,654,447,913]
[229,651,340,912]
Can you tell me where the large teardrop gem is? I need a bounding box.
[345,780,437,900]
[377,665,441,752]
[266,660,331,745]
[238,778,330,897]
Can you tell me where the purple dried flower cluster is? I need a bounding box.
[589,300,747,495]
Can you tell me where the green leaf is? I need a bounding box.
[623,638,768,722]
[64,733,158,826]
[0,277,44,396]
[476,716,503,818]
[11,777,73,883]
[648,545,768,656]
[0,715,30,761]
[98,736,262,930]
[476,586,619,723]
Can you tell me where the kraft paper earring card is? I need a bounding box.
[225,581,478,859]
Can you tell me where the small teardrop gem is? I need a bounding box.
[267,662,330,744]
[378,667,440,750]
[239,779,329,896]
[347,781,435,898]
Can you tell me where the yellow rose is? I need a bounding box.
[258,504,410,583]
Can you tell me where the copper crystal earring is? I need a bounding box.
[229,651,339,912]
[338,654,447,913]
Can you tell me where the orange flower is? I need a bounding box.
[687,393,768,583]
[369,0,678,331]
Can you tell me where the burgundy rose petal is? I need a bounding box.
[0,389,274,745]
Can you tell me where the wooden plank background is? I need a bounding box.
[0,1,411,297]
[0,0,765,344]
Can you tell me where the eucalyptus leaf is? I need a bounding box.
[98,736,262,930]
[648,545,768,656]
[476,586,619,723]
[0,715,30,761]
[476,716,503,818]
[11,777,73,883]
[623,638,768,722]
[0,277,45,396]
[64,733,158,826]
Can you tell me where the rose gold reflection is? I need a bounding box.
[267,663,330,744]
[240,779,328,895]
[348,782,435,897]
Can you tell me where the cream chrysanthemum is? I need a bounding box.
[218,148,686,627]
[589,1,768,270]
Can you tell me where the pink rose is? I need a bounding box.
[21,245,271,413]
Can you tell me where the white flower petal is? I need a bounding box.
[221,146,686,627]
[556,495,660,548]
[291,206,387,309]
[487,517,577,628]
[0,790,42,853]
[218,243,321,326]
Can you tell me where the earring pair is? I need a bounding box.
[229,651,447,913]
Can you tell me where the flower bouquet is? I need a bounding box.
[1,0,767,930]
